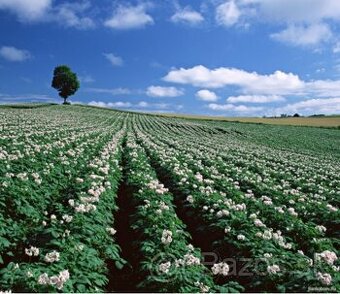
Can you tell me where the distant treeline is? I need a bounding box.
[263,113,327,118]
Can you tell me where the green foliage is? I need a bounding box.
[0,105,339,293]
[51,65,80,104]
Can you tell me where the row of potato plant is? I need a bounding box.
[134,116,339,292]
[140,116,339,235]
[0,113,127,292]
[124,130,242,293]
[0,114,124,264]
[142,119,339,241]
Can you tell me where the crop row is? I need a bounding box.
[138,115,339,227]
[123,130,242,292]
[133,115,339,292]
[0,116,126,292]
[0,106,338,293]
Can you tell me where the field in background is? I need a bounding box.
[2,103,339,127]
[160,113,340,127]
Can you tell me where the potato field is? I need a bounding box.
[0,105,339,293]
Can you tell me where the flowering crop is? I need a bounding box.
[0,106,126,292]
[123,133,242,292]
[133,114,339,292]
[0,105,338,293]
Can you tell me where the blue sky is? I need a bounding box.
[1,0,340,116]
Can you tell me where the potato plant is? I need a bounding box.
[0,105,338,293]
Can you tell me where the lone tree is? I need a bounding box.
[52,65,80,104]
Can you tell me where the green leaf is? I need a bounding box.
[115,260,125,270]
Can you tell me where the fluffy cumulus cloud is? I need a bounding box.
[215,0,241,27]
[213,0,340,48]
[251,0,340,24]
[0,0,94,29]
[271,23,332,46]
[306,80,340,97]
[163,65,304,94]
[0,46,31,62]
[103,53,123,67]
[164,64,340,115]
[274,97,340,115]
[54,1,95,30]
[146,86,184,97]
[215,0,340,28]
[0,0,52,22]
[196,89,219,101]
[226,95,285,103]
[164,64,340,98]
[171,6,204,25]
[104,3,153,29]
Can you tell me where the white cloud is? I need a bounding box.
[79,75,94,83]
[306,80,340,97]
[104,3,154,30]
[87,100,181,111]
[103,53,123,67]
[110,101,132,108]
[215,0,241,27]
[136,101,173,109]
[0,0,94,29]
[0,0,52,22]
[163,65,303,94]
[146,86,184,97]
[274,98,340,115]
[214,0,340,48]
[250,0,340,24]
[85,87,131,95]
[227,95,285,103]
[271,23,332,46]
[196,89,219,101]
[54,1,95,30]
[88,101,132,108]
[0,46,31,62]
[208,103,264,113]
[138,101,149,107]
[333,41,340,53]
[171,6,204,25]
[164,64,340,99]
[208,97,340,116]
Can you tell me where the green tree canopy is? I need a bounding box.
[51,65,80,104]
